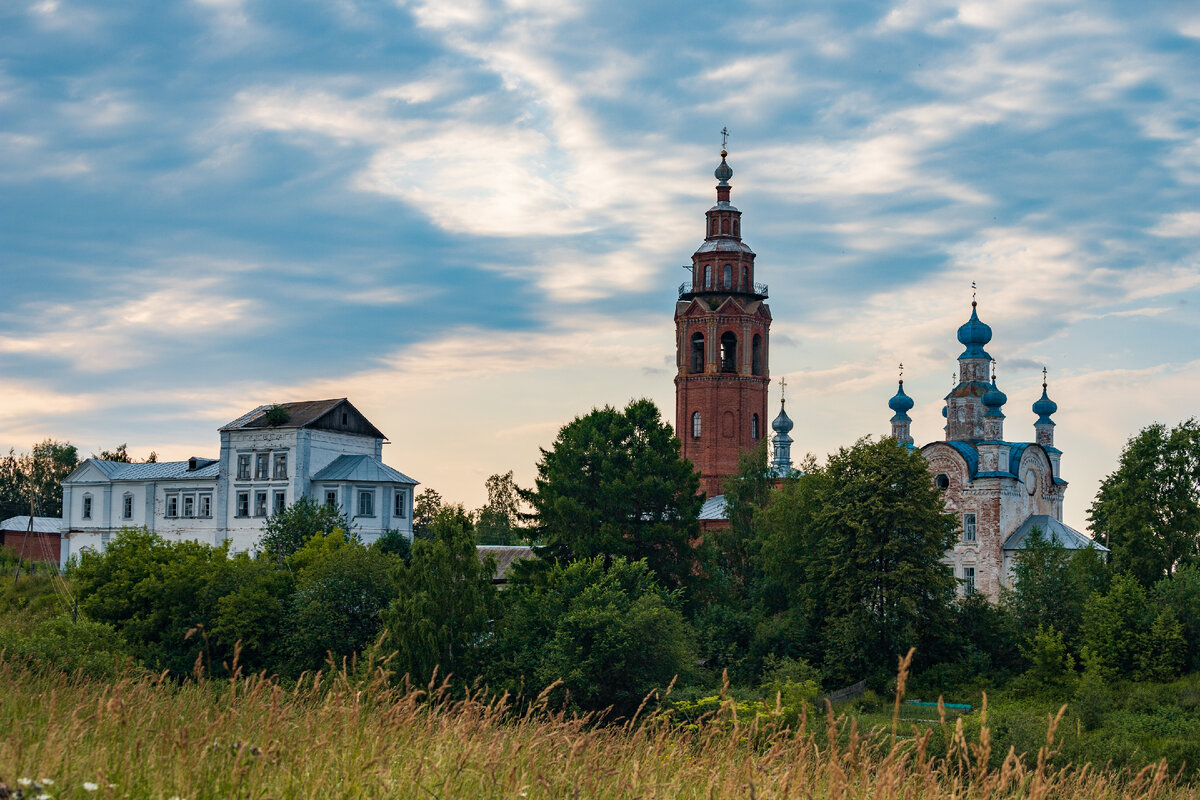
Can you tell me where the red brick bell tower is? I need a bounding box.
[674,148,771,498]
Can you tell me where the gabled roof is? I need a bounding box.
[64,459,220,483]
[220,398,386,440]
[310,454,417,485]
[476,545,536,581]
[1003,515,1109,552]
[0,516,62,533]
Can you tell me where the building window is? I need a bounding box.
[255,453,270,480]
[751,413,760,440]
[742,265,748,288]
[358,490,374,517]
[273,452,288,480]
[690,332,705,374]
[166,495,179,518]
[273,491,286,514]
[722,264,732,288]
[325,490,338,508]
[704,264,712,288]
[719,331,737,373]
[236,492,250,518]
[962,566,976,596]
[963,513,977,543]
[183,495,195,518]
[122,493,133,520]
[394,491,406,518]
[691,411,702,439]
[254,491,267,517]
[237,454,251,480]
[199,494,212,518]
[935,473,950,490]
[751,334,763,376]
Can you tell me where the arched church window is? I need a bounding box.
[742,266,748,289]
[935,474,950,490]
[691,411,702,438]
[723,264,732,288]
[719,331,737,373]
[733,218,739,236]
[721,217,729,235]
[751,413,759,439]
[751,334,763,376]
[689,332,705,374]
[704,264,712,288]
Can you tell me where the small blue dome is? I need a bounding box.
[888,381,914,420]
[772,400,793,434]
[957,302,993,360]
[983,379,1007,418]
[715,151,733,185]
[1033,385,1058,425]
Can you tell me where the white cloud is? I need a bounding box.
[1151,212,1200,238]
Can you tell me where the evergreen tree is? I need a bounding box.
[475,471,525,545]
[1080,573,1151,679]
[1152,565,1200,671]
[524,398,703,593]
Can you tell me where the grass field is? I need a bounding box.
[1,652,1192,800]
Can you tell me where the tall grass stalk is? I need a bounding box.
[0,653,1189,800]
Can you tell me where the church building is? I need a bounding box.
[888,301,1107,600]
[60,398,417,564]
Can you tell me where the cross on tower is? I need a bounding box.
[721,126,730,149]
[779,375,787,400]
[972,280,977,303]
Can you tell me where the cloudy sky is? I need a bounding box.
[1,0,1197,530]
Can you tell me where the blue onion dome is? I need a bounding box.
[1033,384,1058,424]
[982,379,1007,417]
[715,150,733,185]
[888,380,914,420]
[957,301,993,359]
[772,399,793,434]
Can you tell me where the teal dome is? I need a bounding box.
[1033,385,1058,425]
[715,151,733,185]
[772,400,793,434]
[957,302,993,360]
[982,379,1007,418]
[888,381,914,421]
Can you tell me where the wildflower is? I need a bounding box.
[83,783,99,792]
[36,794,53,800]
[39,780,55,786]
[17,779,33,787]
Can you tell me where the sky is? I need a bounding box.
[0,0,1198,532]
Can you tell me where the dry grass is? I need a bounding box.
[0,648,1191,800]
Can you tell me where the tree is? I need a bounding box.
[412,488,444,539]
[1003,528,1108,649]
[0,440,78,520]
[381,507,496,684]
[257,497,351,561]
[284,531,397,676]
[490,556,693,716]
[524,398,703,593]
[1089,420,1200,587]
[757,437,958,685]
[93,444,157,463]
[1152,565,1200,672]
[475,471,525,546]
[1080,572,1151,680]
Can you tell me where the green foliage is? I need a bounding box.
[1081,573,1152,680]
[73,527,236,675]
[474,471,526,545]
[758,654,822,715]
[263,404,291,426]
[382,507,496,684]
[0,439,79,519]
[412,488,444,539]
[372,529,412,562]
[285,531,397,675]
[208,553,293,673]
[0,615,131,679]
[258,496,352,561]
[1016,625,1076,693]
[756,437,957,685]
[491,556,693,716]
[1089,419,1200,587]
[524,398,703,593]
[1152,565,1200,671]
[1139,609,1186,682]
[1003,527,1108,650]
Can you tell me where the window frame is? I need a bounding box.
[199,494,212,518]
[273,452,288,480]
[166,494,179,518]
[82,494,93,520]
[963,512,977,543]
[325,490,338,508]
[962,566,976,596]
[394,490,406,518]
[751,413,759,440]
[236,491,250,518]
[122,493,134,520]
[182,494,195,519]
[254,490,268,518]
[254,453,270,481]
[273,490,287,515]
[236,454,251,481]
[357,489,375,518]
[691,411,702,439]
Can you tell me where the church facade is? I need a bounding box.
[60,398,417,563]
[888,302,1106,600]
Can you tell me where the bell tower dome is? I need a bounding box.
[674,147,772,498]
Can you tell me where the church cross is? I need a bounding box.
[779,375,787,400]
[721,127,730,149]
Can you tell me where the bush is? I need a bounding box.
[0,615,132,679]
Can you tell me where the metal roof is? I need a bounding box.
[0,516,62,533]
[220,398,386,439]
[699,494,728,521]
[66,459,220,482]
[310,454,417,485]
[1003,514,1109,552]
[476,545,536,581]
[695,239,754,254]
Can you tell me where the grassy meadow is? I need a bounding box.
[0,653,1192,800]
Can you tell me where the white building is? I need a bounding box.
[60,398,417,563]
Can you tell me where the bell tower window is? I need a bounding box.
[689,332,705,373]
[704,264,712,288]
[723,264,732,288]
[719,332,737,373]
[691,412,702,438]
[752,334,763,376]
[751,414,760,439]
